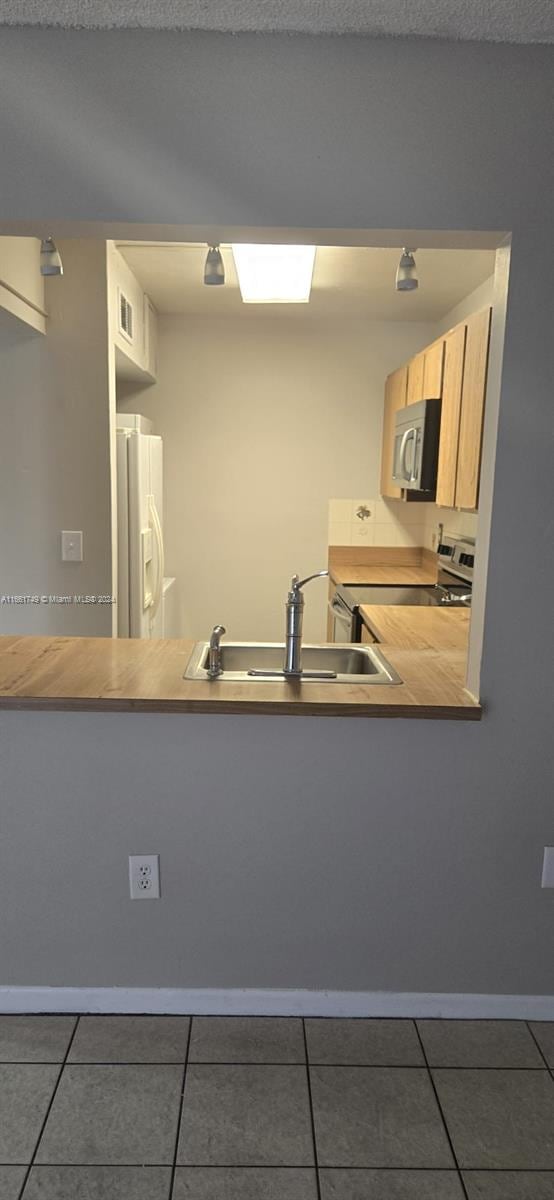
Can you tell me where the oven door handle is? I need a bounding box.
[329,597,350,620]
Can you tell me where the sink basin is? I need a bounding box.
[184,642,402,685]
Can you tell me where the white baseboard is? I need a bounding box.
[0,987,553,1019]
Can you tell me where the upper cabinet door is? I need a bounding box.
[406,352,425,405]
[0,236,46,336]
[455,307,492,510]
[143,294,158,380]
[380,364,407,499]
[423,339,445,398]
[110,246,145,368]
[435,324,466,508]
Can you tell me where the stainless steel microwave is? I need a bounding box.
[392,398,441,493]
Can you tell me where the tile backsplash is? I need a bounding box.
[328,497,478,550]
[423,504,478,550]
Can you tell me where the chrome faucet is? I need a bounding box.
[207,624,226,678]
[245,570,335,680]
[284,571,329,676]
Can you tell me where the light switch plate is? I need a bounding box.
[61,530,83,562]
[541,847,554,888]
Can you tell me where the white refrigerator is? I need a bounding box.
[116,414,177,638]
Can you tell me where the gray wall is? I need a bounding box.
[0,29,553,997]
[0,239,112,635]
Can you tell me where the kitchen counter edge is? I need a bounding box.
[0,636,481,721]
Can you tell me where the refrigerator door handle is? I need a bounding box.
[148,495,165,624]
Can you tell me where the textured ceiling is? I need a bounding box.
[117,243,495,321]
[0,0,553,42]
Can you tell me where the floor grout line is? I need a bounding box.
[302,1019,322,1199]
[413,1020,471,1200]
[168,1015,193,1200]
[5,1060,551,1068]
[525,1021,553,1074]
[15,1014,80,1200]
[5,1163,554,1172]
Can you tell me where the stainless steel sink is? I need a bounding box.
[184,642,402,684]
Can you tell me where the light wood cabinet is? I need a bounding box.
[435,324,467,507]
[379,309,491,511]
[361,622,377,644]
[405,341,443,410]
[380,365,407,499]
[406,353,425,405]
[455,307,491,510]
[423,339,445,398]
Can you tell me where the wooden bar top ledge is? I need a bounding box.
[0,635,481,720]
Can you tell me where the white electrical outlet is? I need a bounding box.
[129,854,160,900]
[541,847,554,888]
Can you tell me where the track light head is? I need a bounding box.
[396,247,418,292]
[204,245,225,286]
[40,236,63,277]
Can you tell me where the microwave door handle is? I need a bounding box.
[399,428,415,481]
[398,429,410,479]
[410,428,419,482]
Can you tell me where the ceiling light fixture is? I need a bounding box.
[40,236,63,277]
[232,244,316,303]
[395,247,418,292]
[204,245,225,286]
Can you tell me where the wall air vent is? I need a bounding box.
[118,289,134,343]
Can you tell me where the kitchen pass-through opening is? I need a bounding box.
[0,224,511,708]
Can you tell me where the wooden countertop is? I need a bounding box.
[360,605,471,651]
[331,563,438,586]
[0,636,480,721]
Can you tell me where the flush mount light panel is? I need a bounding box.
[231,244,316,303]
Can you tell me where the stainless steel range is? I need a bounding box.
[329,534,475,642]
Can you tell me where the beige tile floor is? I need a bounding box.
[0,1015,553,1199]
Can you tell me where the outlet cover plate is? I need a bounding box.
[129,854,160,900]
